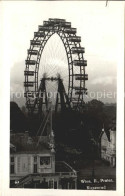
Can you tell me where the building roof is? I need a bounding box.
[102,118,116,142]
[10,132,53,154]
[104,130,110,142]
[55,161,76,173]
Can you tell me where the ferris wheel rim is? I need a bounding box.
[24,18,87,113]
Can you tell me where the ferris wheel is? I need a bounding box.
[24,18,88,114]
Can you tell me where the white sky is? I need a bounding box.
[1,1,124,106]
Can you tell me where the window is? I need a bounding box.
[10,156,14,174]
[17,157,20,172]
[10,165,14,174]
[48,180,54,188]
[54,181,57,189]
[11,157,14,163]
[34,156,37,162]
[33,164,37,173]
[40,157,50,166]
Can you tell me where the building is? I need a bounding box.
[101,120,116,167]
[10,106,77,189]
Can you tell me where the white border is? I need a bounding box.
[0,1,124,196]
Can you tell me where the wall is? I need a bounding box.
[10,152,55,178]
[101,130,116,167]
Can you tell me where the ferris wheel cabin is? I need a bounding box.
[24,81,34,87]
[64,28,76,34]
[30,40,41,47]
[38,26,51,31]
[75,74,88,80]
[25,60,37,65]
[71,47,85,54]
[34,32,45,37]
[73,60,87,66]
[68,36,81,42]
[49,18,66,23]
[24,71,34,76]
[28,49,39,56]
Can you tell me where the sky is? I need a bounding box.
[1,1,124,107]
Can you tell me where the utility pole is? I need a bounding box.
[98,124,105,159]
[106,0,108,7]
